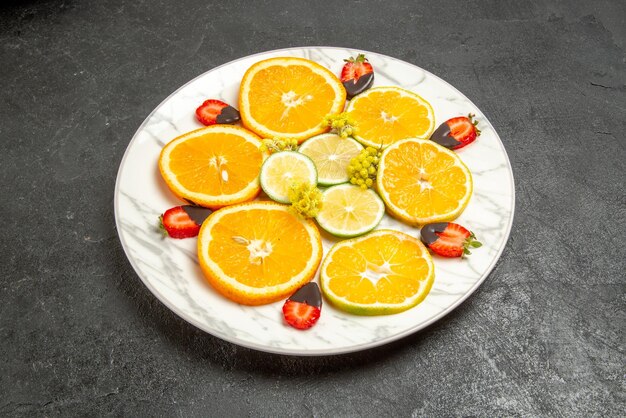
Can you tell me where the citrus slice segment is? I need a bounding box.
[198,201,323,305]
[315,184,384,238]
[377,138,473,225]
[158,125,265,208]
[259,151,317,204]
[239,57,346,143]
[320,229,434,315]
[346,86,435,148]
[298,133,364,186]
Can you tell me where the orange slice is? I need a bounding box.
[320,229,434,315]
[197,201,323,305]
[158,125,266,208]
[239,57,346,143]
[377,138,472,225]
[346,86,435,148]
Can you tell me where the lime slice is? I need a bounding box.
[259,151,317,203]
[298,134,363,186]
[315,184,385,237]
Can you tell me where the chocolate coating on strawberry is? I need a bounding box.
[215,105,240,124]
[343,72,374,98]
[288,282,322,308]
[159,205,211,239]
[282,283,322,330]
[340,54,375,98]
[196,99,240,126]
[420,222,449,246]
[429,123,462,149]
[420,222,482,258]
[430,114,481,150]
[181,205,212,225]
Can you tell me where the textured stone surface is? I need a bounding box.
[1,0,624,416]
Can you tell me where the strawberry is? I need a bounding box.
[340,54,374,98]
[429,114,481,150]
[420,222,482,258]
[159,205,212,239]
[282,283,322,330]
[195,99,240,126]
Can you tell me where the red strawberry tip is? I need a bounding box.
[282,300,321,330]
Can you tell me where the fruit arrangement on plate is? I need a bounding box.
[156,54,483,330]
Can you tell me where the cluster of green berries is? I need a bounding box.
[348,146,382,190]
[260,137,299,153]
[322,112,358,139]
[288,182,322,219]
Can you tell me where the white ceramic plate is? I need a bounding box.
[114,47,515,356]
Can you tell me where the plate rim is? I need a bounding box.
[114,45,516,356]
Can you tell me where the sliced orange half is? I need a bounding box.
[239,57,346,143]
[320,229,434,315]
[347,86,435,148]
[377,138,473,225]
[158,125,266,208]
[198,201,323,305]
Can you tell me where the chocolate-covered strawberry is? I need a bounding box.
[195,99,240,126]
[159,205,212,239]
[282,282,322,330]
[340,54,374,98]
[430,114,481,150]
[420,222,482,258]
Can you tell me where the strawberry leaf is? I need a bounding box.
[344,53,368,63]
[462,231,482,256]
[158,215,168,237]
[468,113,481,136]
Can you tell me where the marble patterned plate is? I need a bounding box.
[114,47,515,355]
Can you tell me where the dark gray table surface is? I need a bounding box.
[1,0,624,416]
